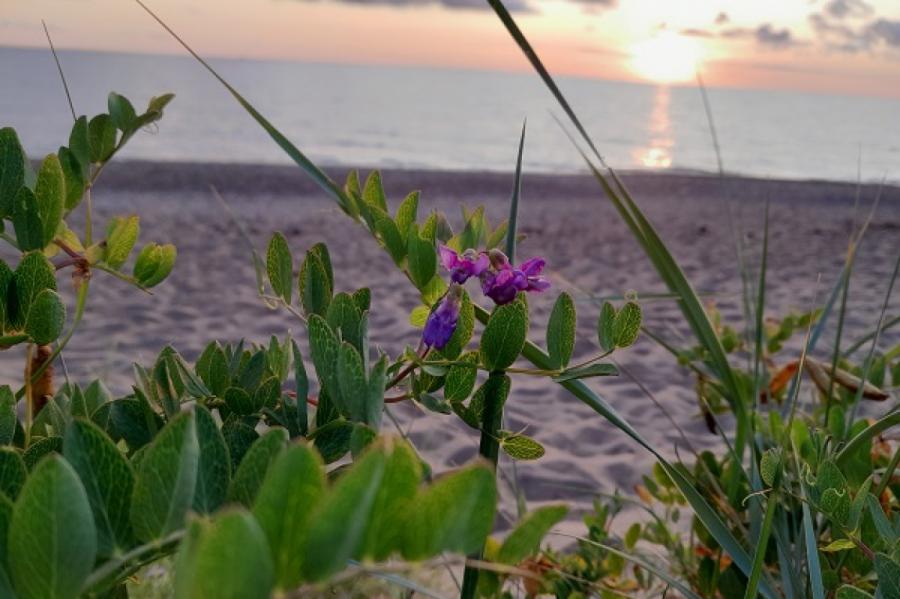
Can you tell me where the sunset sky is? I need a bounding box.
[4,0,900,98]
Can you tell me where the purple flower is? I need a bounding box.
[439,246,489,284]
[423,284,463,350]
[480,250,550,305]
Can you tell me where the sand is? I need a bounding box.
[2,161,898,532]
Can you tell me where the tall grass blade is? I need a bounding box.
[835,411,900,468]
[744,491,778,599]
[846,251,899,427]
[132,0,351,213]
[505,120,526,261]
[797,456,826,599]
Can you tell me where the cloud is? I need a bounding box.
[824,0,873,19]
[714,12,729,25]
[284,0,533,11]
[715,24,801,48]
[754,23,797,48]
[867,18,900,47]
[680,27,714,38]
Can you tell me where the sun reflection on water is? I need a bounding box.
[633,86,673,169]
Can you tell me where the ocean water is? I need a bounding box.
[1,45,898,182]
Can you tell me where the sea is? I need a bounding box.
[1,45,898,182]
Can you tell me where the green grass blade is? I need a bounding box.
[744,491,778,599]
[752,202,770,408]
[843,313,900,357]
[797,456,826,599]
[835,411,900,468]
[505,119,526,261]
[846,251,899,427]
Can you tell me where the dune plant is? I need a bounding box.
[133,0,900,597]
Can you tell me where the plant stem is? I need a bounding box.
[744,489,778,599]
[460,370,506,599]
[24,343,34,448]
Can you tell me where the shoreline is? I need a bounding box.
[94,159,900,204]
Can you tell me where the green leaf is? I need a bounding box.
[552,363,618,382]
[363,170,388,212]
[0,262,13,333]
[759,448,783,488]
[301,445,387,581]
[299,247,332,317]
[58,146,86,211]
[9,456,97,599]
[34,154,65,247]
[224,387,254,416]
[130,411,199,542]
[337,342,367,421]
[480,298,529,371]
[105,215,140,269]
[406,228,437,290]
[22,436,62,470]
[228,428,288,507]
[291,341,309,436]
[308,313,341,395]
[403,464,497,560]
[875,554,900,599]
[63,419,135,556]
[499,432,545,460]
[361,439,421,561]
[0,448,26,500]
[221,418,259,471]
[253,444,325,589]
[821,539,856,552]
[326,293,363,353]
[352,287,371,312]
[445,352,478,402]
[547,292,576,369]
[133,243,177,287]
[365,356,388,431]
[266,232,293,304]
[394,191,419,236]
[25,289,66,345]
[192,406,230,514]
[374,211,406,265]
[88,114,117,163]
[12,187,44,252]
[67,116,91,176]
[108,92,137,132]
[174,510,274,599]
[0,387,16,445]
[312,419,353,464]
[597,301,616,352]
[0,127,27,219]
[613,301,642,348]
[497,505,567,565]
[14,251,57,330]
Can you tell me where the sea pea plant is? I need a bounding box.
[254,171,644,596]
[0,92,177,441]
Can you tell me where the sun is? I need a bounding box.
[629,32,702,84]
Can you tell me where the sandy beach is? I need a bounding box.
[3,161,898,530]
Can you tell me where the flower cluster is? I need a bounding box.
[423,245,549,350]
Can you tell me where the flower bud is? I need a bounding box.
[422,284,463,350]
